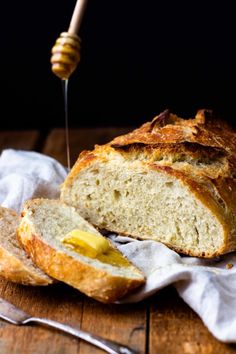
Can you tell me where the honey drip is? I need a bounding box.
[62,79,71,170]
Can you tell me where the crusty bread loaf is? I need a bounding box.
[17,199,145,303]
[61,109,236,258]
[0,206,53,285]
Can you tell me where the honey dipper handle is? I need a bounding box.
[68,0,88,34]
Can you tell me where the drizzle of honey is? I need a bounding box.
[62,79,71,170]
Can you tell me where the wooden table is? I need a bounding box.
[0,128,236,354]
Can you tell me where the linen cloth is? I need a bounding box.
[1,149,235,343]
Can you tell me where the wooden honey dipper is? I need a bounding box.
[51,0,88,80]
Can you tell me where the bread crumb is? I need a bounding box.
[226,263,234,269]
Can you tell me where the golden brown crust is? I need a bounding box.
[110,109,236,153]
[61,109,236,258]
[0,245,52,285]
[17,202,145,303]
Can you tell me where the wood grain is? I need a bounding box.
[149,287,236,354]
[43,127,133,166]
[79,298,147,354]
[0,281,83,354]
[0,131,39,151]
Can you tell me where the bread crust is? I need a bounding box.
[0,245,52,285]
[61,110,236,258]
[0,206,53,285]
[110,109,236,153]
[17,200,145,303]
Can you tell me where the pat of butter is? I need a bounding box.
[61,229,110,257]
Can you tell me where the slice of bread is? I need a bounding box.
[17,199,145,303]
[60,109,236,258]
[0,206,53,285]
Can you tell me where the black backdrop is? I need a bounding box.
[2,1,236,129]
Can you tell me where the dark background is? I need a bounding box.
[1,1,236,130]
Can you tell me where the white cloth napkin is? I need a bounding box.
[1,149,236,343]
[0,149,67,212]
[114,236,236,343]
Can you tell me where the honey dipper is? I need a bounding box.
[51,0,88,80]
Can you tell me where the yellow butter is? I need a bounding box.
[61,229,130,267]
[61,229,110,257]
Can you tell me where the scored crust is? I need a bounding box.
[110,109,236,152]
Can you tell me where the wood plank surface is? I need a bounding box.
[79,299,147,354]
[149,287,236,354]
[0,280,83,354]
[0,130,39,151]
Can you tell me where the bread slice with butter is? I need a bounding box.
[0,206,53,285]
[17,199,145,303]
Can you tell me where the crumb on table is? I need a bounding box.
[226,263,234,269]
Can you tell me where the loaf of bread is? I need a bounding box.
[0,206,53,285]
[61,109,236,258]
[17,199,145,303]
